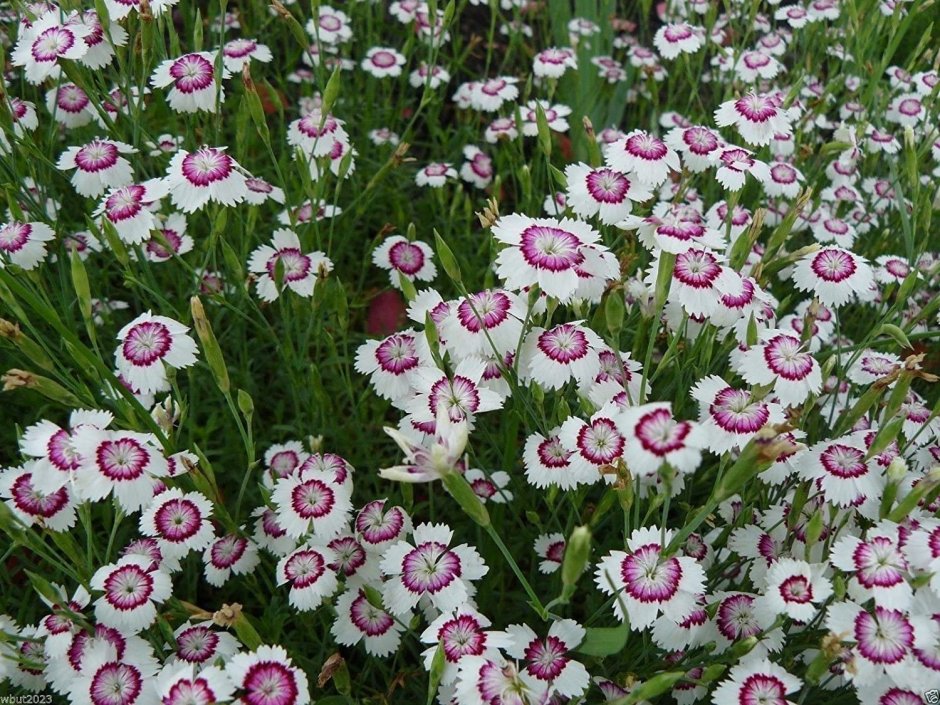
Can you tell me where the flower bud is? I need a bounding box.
[441,471,490,527]
[561,526,591,599]
[191,296,229,394]
[622,672,685,703]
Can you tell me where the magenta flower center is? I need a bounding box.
[105,185,145,222]
[585,168,630,204]
[576,418,624,465]
[625,133,668,160]
[538,324,589,364]
[123,320,172,366]
[290,479,335,520]
[820,443,867,479]
[284,549,326,588]
[388,241,426,275]
[181,149,233,186]
[440,614,487,662]
[854,608,913,664]
[243,661,299,705]
[401,541,461,594]
[811,249,857,282]
[154,498,202,542]
[519,225,583,271]
[429,375,481,422]
[739,674,787,705]
[853,537,906,588]
[103,565,154,610]
[11,473,69,517]
[267,248,311,283]
[710,387,769,434]
[350,592,395,636]
[736,94,777,122]
[97,438,148,480]
[32,27,75,62]
[0,222,31,253]
[524,635,569,680]
[76,141,119,172]
[89,662,143,705]
[763,335,815,381]
[620,544,682,602]
[170,54,215,93]
[370,50,397,68]
[177,626,220,662]
[635,408,691,456]
[674,249,721,288]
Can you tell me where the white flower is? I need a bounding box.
[11,11,92,84]
[0,221,54,270]
[115,312,198,396]
[595,527,706,630]
[380,522,488,616]
[165,146,250,212]
[57,139,136,198]
[90,555,173,633]
[248,229,332,302]
[151,52,229,113]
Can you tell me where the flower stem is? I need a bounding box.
[483,523,547,620]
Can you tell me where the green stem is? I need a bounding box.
[483,524,547,620]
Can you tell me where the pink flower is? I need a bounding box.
[0,220,55,270]
[11,11,92,84]
[57,139,136,198]
[792,246,875,307]
[248,229,333,302]
[711,658,801,705]
[372,235,437,289]
[605,130,681,188]
[276,544,339,611]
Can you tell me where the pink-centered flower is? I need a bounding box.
[691,375,785,454]
[115,311,198,396]
[380,522,488,616]
[165,147,249,212]
[248,229,333,302]
[57,139,135,198]
[421,607,511,685]
[90,555,172,633]
[715,93,792,147]
[616,402,706,477]
[0,220,55,270]
[139,488,214,561]
[226,645,310,705]
[505,619,589,698]
[792,246,875,307]
[595,526,706,630]
[373,235,437,289]
[151,52,229,113]
[734,331,822,407]
[565,163,653,225]
[711,658,802,705]
[331,587,404,657]
[276,543,338,611]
